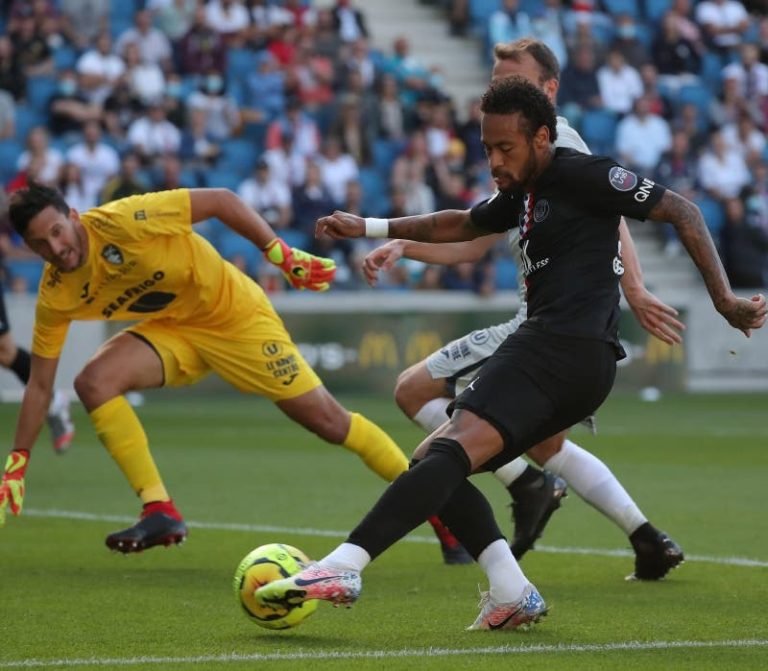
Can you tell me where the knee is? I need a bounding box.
[73,365,105,408]
[527,432,565,467]
[393,365,429,417]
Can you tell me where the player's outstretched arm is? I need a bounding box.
[189,188,335,291]
[0,355,59,526]
[317,209,486,244]
[362,235,503,287]
[618,218,685,345]
[648,190,768,336]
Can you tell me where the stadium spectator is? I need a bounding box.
[373,73,406,141]
[48,69,102,139]
[283,0,318,31]
[205,0,251,46]
[237,158,293,230]
[383,36,438,107]
[177,5,227,76]
[316,136,359,206]
[488,0,533,61]
[187,71,242,142]
[612,14,651,69]
[10,8,54,77]
[697,128,751,201]
[653,11,703,93]
[76,32,126,106]
[153,153,192,191]
[341,38,376,90]
[17,127,63,186]
[721,196,768,287]
[241,51,286,124]
[57,161,94,212]
[330,0,368,43]
[597,47,644,115]
[0,36,25,101]
[147,0,198,43]
[265,97,320,157]
[291,158,336,236]
[0,90,16,140]
[262,130,306,189]
[558,44,602,125]
[721,111,767,164]
[100,152,148,203]
[115,9,173,70]
[328,93,373,166]
[59,0,109,52]
[65,120,120,205]
[616,95,672,173]
[722,42,768,98]
[126,101,182,165]
[0,184,415,557]
[695,0,750,57]
[530,0,567,69]
[668,0,705,45]
[121,41,166,107]
[288,36,336,107]
[102,80,145,143]
[457,97,486,177]
[179,107,222,170]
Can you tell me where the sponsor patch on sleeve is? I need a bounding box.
[608,166,638,192]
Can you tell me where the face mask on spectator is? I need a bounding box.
[59,79,77,96]
[206,75,223,94]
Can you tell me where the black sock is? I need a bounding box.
[629,522,659,545]
[9,347,31,385]
[436,480,505,560]
[347,437,471,560]
[507,465,544,497]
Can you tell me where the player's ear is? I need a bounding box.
[533,124,551,149]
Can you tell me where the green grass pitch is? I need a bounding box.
[1,391,767,670]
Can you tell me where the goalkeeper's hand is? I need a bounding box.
[263,238,336,291]
[0,450,30,526]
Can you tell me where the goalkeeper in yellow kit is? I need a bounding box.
[0,184,412,553]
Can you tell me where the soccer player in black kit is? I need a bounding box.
[256,77,767,630]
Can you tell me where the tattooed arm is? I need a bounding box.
[648,190,767,336]
[316,209,492,244]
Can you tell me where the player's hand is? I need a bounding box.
[624,287,685,345]
[719,293,768,337]
[0,450,30,526]
[316,211,365,240]
[263,238,336,291]
[362,240,406,287]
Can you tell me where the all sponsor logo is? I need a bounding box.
[101,244,124,265]
[608,166,638,192]
[634,177,655,202]
[134,210,147,221]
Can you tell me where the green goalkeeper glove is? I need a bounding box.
[263,238,336,291]
[0,450,29,526]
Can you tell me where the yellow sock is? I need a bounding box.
[90,396,169,504]
[342,412,409,482]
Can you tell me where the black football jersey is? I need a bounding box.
[470,148,666,346]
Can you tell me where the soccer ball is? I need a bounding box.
[233,543,318,630]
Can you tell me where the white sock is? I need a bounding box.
[544,439,647,536]
[492,458,529,487]
[412,398,451,432]
[317,543,371,572]
[477,538,528,603]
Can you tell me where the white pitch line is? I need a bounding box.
[2,639,768,668]
[22,508,768,569]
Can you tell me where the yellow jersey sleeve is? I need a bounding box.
[84,189,193,242]
[32,300,71,359]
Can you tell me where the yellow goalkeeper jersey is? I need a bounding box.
[33,189,253,359]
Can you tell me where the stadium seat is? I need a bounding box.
[358,168,389,217]
[468,0,500,28]
[372,138,404,176]
[227,48,257,83]
[14,104,47,142]
[218,138,259,177]
[203,168,243,191]
[217,230,260,274]
[53,45,78,71]
[26,76,59,113]
[0,139,23,184]
[644,0,673,23]
[280,229,310,250]
[699,51,723,94]
[494,257,518,291]
[695,196,725,239]
[673,84,713,119]
[602,0,639,17]
[5,259,44,292]
[579,109,618,155]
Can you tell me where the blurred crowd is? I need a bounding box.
[1,0,768,295]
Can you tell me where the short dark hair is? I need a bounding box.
[480,76,558,143]
[8,182,70,237]
[494,38,560,84]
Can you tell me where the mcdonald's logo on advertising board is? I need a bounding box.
[358,332,398,368]
[405,331,444,365]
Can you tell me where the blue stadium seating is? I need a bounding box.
[695,196,725,238]
[27,76,59,113]
[579,109,618,155]
[203,168,243,191]
[53,45,78,71]
[603,0,640,17]
[217,230,260,274]
[5,259,44,291]
[644,0,673,23]
[0,139,24,184]
[280,229,310,250]
[372,138,403,176]
[494,257,518,291]
[358,167,389,217]
[673,83,713,119]
[217,138,259,177]
[699,51,724,93]
[14,104,47,142]
[226,48,258,83]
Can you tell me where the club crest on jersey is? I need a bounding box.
[533,199,550,223]
[101,244,124,265]
[608,166,638,192]
[470,329,490,345]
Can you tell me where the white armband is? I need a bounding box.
[364,217,389,238]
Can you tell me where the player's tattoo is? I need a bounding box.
[390,210,475,242]
[648,190,730,308]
